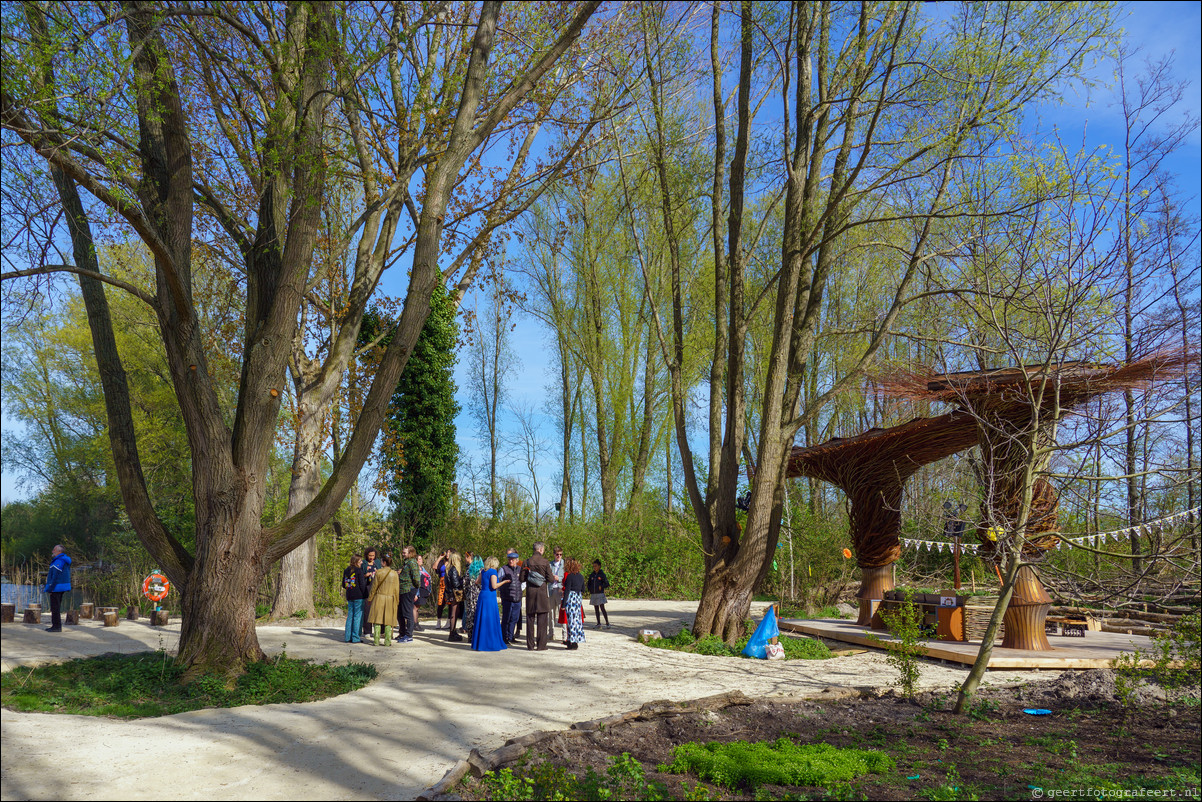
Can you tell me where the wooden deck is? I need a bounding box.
[780,618,1156,669]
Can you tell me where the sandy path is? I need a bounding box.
[1,600,1056,800]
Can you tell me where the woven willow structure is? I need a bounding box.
[788,355,1188,639]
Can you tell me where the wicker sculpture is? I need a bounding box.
[786,411,979,625]
[790,355,1187,645]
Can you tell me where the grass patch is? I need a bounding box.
[1,651,377,718]
[646,628,832,660]
[659,738,894,791]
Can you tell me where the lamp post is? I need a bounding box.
[943,500,968,589]
[942,502,971,589]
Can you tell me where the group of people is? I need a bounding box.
[341,542,612,652]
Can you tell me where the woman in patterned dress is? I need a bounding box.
[562,558,586,650]
[462,554,483,636]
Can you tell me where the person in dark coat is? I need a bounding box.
[43,545,72,632]
[360,547,381,638]
[587,560,611,629]
[523,542,554,651]
[396,546,422,642]
[499,551,524,643]
[444,550,465,642]
[342,554,367,643]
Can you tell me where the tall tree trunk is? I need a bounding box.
[271,393,325,618]
[177,488,270,678]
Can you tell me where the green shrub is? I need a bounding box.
[478,753,666,801]
[1113,612,1202,710]
[660,738,893,791]
[876,590,926,698]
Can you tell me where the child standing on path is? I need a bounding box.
[587,560,610,629]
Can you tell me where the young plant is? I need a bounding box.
[877,590,926,698]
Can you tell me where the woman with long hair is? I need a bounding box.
[562,558,586,650]
[462,554,484,637]
[444,549,465,642]
[365,554,400,647]
[470,556,508,651]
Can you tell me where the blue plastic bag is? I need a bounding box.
[742,606,781,659]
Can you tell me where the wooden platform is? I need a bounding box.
[781,618,1157,669]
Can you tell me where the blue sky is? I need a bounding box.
[3,1,1200,510]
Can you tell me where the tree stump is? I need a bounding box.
[80,602,94,619]
[126,606,140,620]
[151,610,169,626]
[0,603,14,623]
[66,610,80,625]
[23,605,42,624]
[103,611,119,627]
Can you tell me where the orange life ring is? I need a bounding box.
[142,572,170,602]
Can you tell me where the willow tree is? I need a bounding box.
[633,1,1115,640]
[1,0,609,676]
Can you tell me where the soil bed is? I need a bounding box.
[458,671,1201,800]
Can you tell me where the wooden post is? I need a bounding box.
[103,611,119,627]
[23,605,42,624]
[953,535,961,590]
[151,610,169,626]
[80,602,94,619]
[0,603,14,623]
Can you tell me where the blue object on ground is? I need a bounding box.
[742,606,781,659]
[1023,708,1052,715]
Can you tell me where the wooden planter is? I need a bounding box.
[937,606,965,641]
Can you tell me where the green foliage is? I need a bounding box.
[659,738,893,791]
[445,502,704,599]
[646,629,832,661]
[761,506,857,613]
[1112,613,1202,710]
[0,651,377,718]
[874,591,927,698]
[365,284,460,552]
[477,753,666,801]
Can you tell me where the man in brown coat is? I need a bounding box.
[523,541,554,651]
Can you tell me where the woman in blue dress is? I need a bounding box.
[471,556,508,651]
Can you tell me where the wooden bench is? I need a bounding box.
[1045,616,1087,637]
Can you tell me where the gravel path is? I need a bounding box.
[0,600,1059,800]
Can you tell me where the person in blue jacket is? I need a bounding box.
[44,545,72,632]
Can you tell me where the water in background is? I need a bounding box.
[1,582,84,609]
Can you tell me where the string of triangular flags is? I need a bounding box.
[1054,507,1199,550]
[899,507,1199,555]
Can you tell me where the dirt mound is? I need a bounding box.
[1015,669,1119,706]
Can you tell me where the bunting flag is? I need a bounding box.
[891,506,1199,556]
